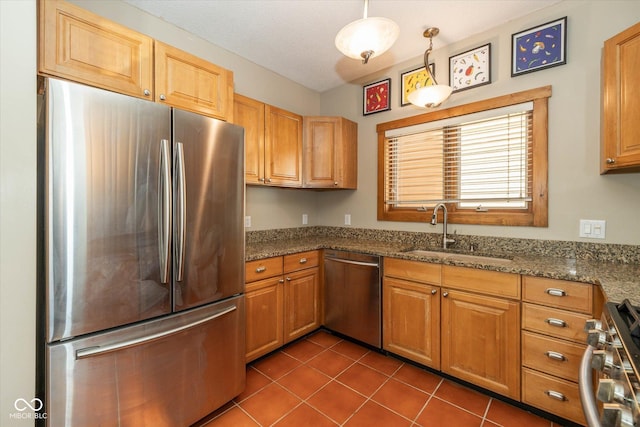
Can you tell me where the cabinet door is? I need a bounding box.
[39,0,153,99]
[265,105,303,187]
[602,21,640,173]
[283,267,319,342]
[383,277,440,369]
[155,41,232,120]
[303,117,357,189]
[441,289,521,400]
[234,94,265,184]
[245,276,283,362]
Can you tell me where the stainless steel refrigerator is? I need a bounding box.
[37,77,245,426]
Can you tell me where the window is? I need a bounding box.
[377,86,550,226]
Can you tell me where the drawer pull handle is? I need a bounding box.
[299,258,308,264]
[545,318,567,328]
[255,266,267,273]
[545,288,567,297]
[545,351,567,362]
[545,390,568,401]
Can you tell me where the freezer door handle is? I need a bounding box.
[75,305,237,360]
[159,139,172,284]
[175,142,186,282]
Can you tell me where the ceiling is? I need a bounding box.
[123,0,562,93]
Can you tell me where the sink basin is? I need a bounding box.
[403,249,513,264]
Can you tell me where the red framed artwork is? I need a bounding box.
[363,78,391,115]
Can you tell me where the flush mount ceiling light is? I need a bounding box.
[408,27,453,108]
[334,0,399,64]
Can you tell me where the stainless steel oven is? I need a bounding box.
[580,300,640,427]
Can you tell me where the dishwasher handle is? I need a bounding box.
[324,257,379,268]
[579,345,602,427]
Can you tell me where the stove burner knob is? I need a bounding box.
[597,379,626,403]
[585,319,603,331]
[601,403,634,427]
[588,329,608,347]
[592,350,615,374]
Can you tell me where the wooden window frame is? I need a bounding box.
[377,86,550,227]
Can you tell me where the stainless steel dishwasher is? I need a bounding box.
[323,250,381,348]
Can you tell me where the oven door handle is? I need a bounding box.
[579,345,602,427]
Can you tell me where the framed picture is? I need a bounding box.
[363,78,391,115]
[449,43,491,93]
[511,16,567,76]
[400,64,435,106]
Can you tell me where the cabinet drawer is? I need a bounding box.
[523,276,592,314]
[522,331,585,382]
[384,258,441,285]
[442,265,520,299]
[522,368,585,425]
[284,250,319,273]
[522,303,589,343]
[245,257,283,282]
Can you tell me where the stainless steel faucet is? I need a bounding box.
[431,203,455,249]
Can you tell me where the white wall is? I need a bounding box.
[317,0,640,245]
[0,1,37,426]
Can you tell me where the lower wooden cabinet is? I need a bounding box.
[383,259,441,369]
[245,251,320,362]
[441,288,521,400]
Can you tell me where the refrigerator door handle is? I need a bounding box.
[175,142,186,282]
[159,139,172,284]
[75,305,237,360]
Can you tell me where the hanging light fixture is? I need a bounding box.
[408,27,452,108]
[334,0,399,64]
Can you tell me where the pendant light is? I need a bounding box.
[335,0,399,64]
[408,28,452,108]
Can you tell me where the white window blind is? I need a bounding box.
[384,106,533,210]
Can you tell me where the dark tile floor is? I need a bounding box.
[203,330,564,426]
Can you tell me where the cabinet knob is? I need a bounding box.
[143,89,151,96]
[258,178,265,182]
[286,277,291,282]
[159,94,166,101]
[266,178,272,183]
[606,158,616,164]
[334,181,338,186]
[279,279,284,283]
[431,289,437,295]
[442,291,449,297]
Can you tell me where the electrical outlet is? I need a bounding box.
[244,216,251,228]
[579,219,605,239]
[344,214,351,226]
[302,213,308,225]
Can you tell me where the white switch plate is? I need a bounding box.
[302,213,308,225]
[244,216,251,228]
[344,214,351,226]
[579,219,605,239]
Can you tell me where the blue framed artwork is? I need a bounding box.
[511,17,567,76]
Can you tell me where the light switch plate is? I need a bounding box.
[245,216,251,228]
[302,213,308,225]
[344,214,351,226]
[579,219,605,239]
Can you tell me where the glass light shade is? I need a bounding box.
[407,84,453,108]
[335,17,399,62]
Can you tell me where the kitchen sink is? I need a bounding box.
[402,249,513,264]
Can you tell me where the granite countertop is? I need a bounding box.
[246,236,640,306]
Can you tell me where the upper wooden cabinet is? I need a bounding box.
[233,95,303,187]
[154,41,233,121]
[303,116,358,189]
[39,0,233,121]
[38,0,153,99]
[601,21,640,173]
[265,105,304,187]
